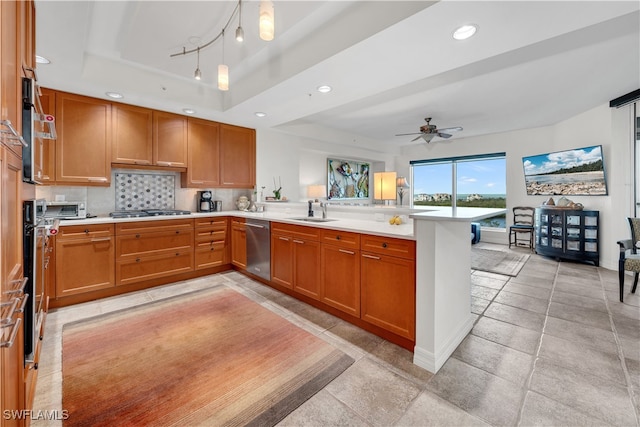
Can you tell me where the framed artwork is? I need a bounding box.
[327,158,370,200]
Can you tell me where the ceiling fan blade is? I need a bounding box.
[437,132,452,139]
[395,132,422,136]
[411,135,423,142]
[436,126,463,133]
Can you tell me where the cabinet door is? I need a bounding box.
[320,244,360,317]
[1,0,22,158]
[55,92,111,185]
[112,103,153,165]
[230,223,247,269]
[39,88,56,183]
[292,239,320,300]
[56,236,115,297]
[271,234,293,289]
[361,252,415,340]
[153,111,187,168]
[219,124,255,188]
[2,147,22,288]
[181,117,219,188]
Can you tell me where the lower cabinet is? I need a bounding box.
[194,217,228,269]
[115,219,194,285]
[55,224,115,297]
[230,218,247,269]
[320,230,361,317]
[271,223,321,299]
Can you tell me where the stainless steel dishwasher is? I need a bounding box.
[245,219,271,281]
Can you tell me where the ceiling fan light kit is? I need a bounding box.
[170,0,275,91]
[395,117,463,144]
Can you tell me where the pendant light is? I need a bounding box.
[259,0,275,41]
[218,30,229,91]
[194,47,202,80]
[235,0,244,42]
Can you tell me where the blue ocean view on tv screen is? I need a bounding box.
[522,145,607,196]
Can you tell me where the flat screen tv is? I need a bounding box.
[522,145,608,196]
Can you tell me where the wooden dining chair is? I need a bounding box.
[509,207,535,251]
[618,217,640,302]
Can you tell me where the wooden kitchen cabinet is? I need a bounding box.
[55,91,112,185]
[55,224,115,297]
[112,103,153,166]
[360,235,415,340]
[153,111,188,169]
[271,223,320,299]
[115,219,194,286]
[181,117,220,188]
[230,218,247,269]
[1,0,23,159]
[194,217,228,269]
[219,124,255,188]
[320,230,361,317]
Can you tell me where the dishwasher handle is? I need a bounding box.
[246,222,268,229]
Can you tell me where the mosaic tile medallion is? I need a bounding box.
[115,173,175,211]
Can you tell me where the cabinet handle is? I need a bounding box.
[176,231,180,234]
[278,237,290,241]
[223,182,234,185]
[175,252,180,256]
[0,318,21,348]
[0,120,27,147]
[134,160,151,165]
[91,237,111,242]
[336,235,341,240]
[156,161,172,166]
[88,177,108,182]
[293,239,304,244]
[84,229,90,233]
[381,243,388,248]
[362,254,381,260]
[135,258,141,262]
[0,299,19,324]
[15,294,29,314]
[339,249,355,255]
[191,180,205,184]
[5,277,28,295]
[135,234,141,238]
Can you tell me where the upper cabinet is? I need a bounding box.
[219,124,255,188]
[55,92,112,185]
[181,117,220,188]
[112,103,153,166]
[152,111,187,169]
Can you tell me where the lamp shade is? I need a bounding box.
[307,185,326,200]
[396,176,409,188]
[217,64,229,91]
[374,172,397,201]
[259,0,275,41]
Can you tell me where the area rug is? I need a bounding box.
[471,248,530,276]
[62,286,354,427]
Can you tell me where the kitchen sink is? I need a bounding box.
[289,217,337,223]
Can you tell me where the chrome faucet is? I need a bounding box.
[320,202,327,219]
[308,200,314,217]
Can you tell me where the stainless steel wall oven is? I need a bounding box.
[23,199,47,364]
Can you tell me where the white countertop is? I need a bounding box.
[58,210,416,240]
[410,207,507,222]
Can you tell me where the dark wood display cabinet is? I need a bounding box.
[534,207,599,266]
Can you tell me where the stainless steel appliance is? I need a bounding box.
[213,200,223,212]
[45,201,86,219]
[23,199,47,363]
[108,209,191,219]
[198,190,214,212]
[246,219,271,281]
[22,76,56,184]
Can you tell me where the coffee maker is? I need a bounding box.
[197,190,214,212]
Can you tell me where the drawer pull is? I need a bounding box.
[363,254,381,260]
[0,318,22,348]
[382,242,388,248]
[336,235,341,240]
[135,258,141,262]
[339,249,355,255]
[91,237,111,243]
[5,277,28,295]
[88,177,108,182]
[84,229,90,234]
[0,299,19,324]
[293,239,304,244]
[15,294,29,314]
[176,231,180,234]
[135,234,140,238]
[278,237,290,241]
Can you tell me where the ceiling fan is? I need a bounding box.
[395,117,463,143]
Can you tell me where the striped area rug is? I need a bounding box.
[62,286,354,426]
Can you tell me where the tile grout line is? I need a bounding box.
[598,268,640,427]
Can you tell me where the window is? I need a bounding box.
[411,153,506,228]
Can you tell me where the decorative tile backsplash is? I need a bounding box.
[115,172,175,211]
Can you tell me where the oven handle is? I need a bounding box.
[15,294,29,314]
[5,277,28,295]
[0,318,22,348]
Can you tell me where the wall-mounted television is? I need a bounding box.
[522,145,608,196]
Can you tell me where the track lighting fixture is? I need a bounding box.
[171,0,275,91]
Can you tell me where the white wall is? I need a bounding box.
[395,103,635,271]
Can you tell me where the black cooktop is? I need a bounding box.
[109,209,191,219]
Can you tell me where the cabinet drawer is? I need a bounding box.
[116,229,194,258]
[116,250,194,285]
[195,217,227,228]
[272,222,320,241]
[360,234,415,259]
[195,242,226,269]
[320,229,360,249]
[195,229,226,243]
[116,219,193,235]
[57,224,114,240]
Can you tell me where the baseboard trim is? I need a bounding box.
[413,315,474,373]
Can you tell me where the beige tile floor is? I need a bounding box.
[32,244,640,426]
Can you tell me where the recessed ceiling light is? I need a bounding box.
[317,85,332,93]
[255,112,267,118]
[182,108,196,115]
[35,55,50,64]
[453,24,478,40]
[105,91,123,99]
